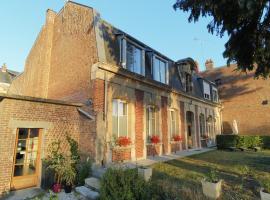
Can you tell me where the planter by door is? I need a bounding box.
[201,179,222,199]
[11,128,42,190]
[260,189,270,200]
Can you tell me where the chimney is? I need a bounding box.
[205,59,214,71]
[194,60,200,73]
[46,9,56,25]
[1,63,7,73]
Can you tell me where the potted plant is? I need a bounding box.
[116,136,132,147]
[138,166,152,181]
[260,178,270,200]
[62,158,76,193]
[150,135,160,145]
[201,169,222,199]
[173,135,182,142]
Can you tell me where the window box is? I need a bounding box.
[146,143,162,157]
[112,146,132,162]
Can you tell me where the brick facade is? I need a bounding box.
[161,96,168,154]
[146,144,161,157]
[112,148,131,162]
[135,89,144,159]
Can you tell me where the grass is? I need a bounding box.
[151,149,270,200]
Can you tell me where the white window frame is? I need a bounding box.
[153,55,169,84]
[212,88,218,102]
[169,109,178,138]
[112,99,128,137]
[203,81,211,100]
[146,106,156,138]
[120,37,145,76]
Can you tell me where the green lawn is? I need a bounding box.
[151,150,270,200]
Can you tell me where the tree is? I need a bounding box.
[174,0,270,78]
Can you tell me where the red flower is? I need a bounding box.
[150,135,160,144]
[117,136,131,147]
[173,135,182,142]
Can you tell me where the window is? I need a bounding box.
[185,73,192,92]
[112,99,128,137]
[153,56,168,84]
[199,114,205,137]
[146,106,156,138]
[170,110,178,137]
[203,81,210,100]
[212,88,218,102]
[120,38,145,76]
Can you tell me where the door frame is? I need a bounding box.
[11,128,42,190]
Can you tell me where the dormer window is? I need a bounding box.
[119,37,145,76]
[153,56,169,84]
[185,73,192,92]
[203,81,211,100]
[212,88,218,102]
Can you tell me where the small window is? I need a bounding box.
[146,106,156,139]
[112,99,128,137]
[212,88,218,102]
[203,81,211,100]
[153,56,168,84]
[170,110,179,137]
[185,73,192,92]
[199,114,205,137]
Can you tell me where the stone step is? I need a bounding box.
[75,186,99,200]
[92,166,107,179]
[85,177,101,191]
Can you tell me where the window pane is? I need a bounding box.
[18,129,28,139]
[126,42,142,75]
[112,116,118,136]
[159,60,166,84]
[112,100,118,116]
[119,115,127,136]
[14,163,36,177]
[118,102,124,116]
[16,140,27,164]
[153,58,160,82]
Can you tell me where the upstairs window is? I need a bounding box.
[153,56,168,84]
[185,73,192,92]
[146,106,156,139]
[112,99,128,137]
[203,81,210,100]
[212,88,218,102]
[119,38,145,76]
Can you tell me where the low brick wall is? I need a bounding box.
[171,142,182,153]
[146,144,161,157]
[112,147,131,162]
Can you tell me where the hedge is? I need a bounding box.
[216,135,270,150]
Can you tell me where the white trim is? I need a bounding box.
[112,99,128,137]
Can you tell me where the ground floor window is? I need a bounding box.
[146,106,156,140]
[199,114,205,137]
[170,109,179,138]
[112,99,128,137]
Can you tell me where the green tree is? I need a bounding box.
[174,0,270,78]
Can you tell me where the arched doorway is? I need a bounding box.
[186,111,195,149]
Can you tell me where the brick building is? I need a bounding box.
[0,1,221,194]
[201,61,270,135]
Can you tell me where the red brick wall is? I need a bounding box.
[92,79,105,113]
[171,143,181,153]
[112,148,131,162]
[0,98,95,195]
[146,144,161,156]
[135,89,144,159]
[161,96,168,154]
[180,101,186,150]
[195,105,200,148]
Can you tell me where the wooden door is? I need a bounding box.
[11,128,42,190]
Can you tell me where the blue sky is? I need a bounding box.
[0,0,228,72]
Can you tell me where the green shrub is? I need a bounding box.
[76,157,92,186]
[100,168,151,200]
[216,135,269,149]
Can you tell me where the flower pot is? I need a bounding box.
[52,183,61,193]
[260,188,270,200]
[201,179,222,199]
[64,184,72,193]
[138,167,152,181]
